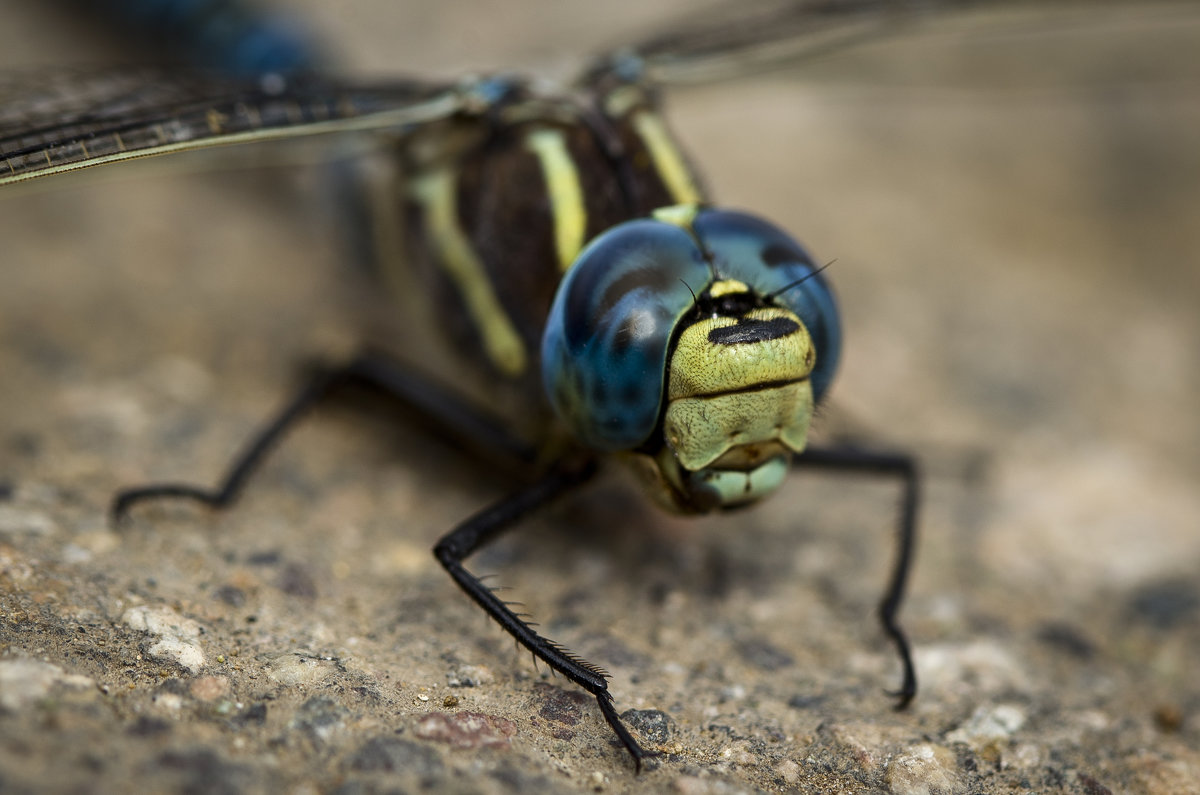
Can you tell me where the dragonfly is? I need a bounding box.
[0,0,932,769]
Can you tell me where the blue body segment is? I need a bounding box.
[542,208,842,452]
[691,210,840,402]
[83,0,322,75]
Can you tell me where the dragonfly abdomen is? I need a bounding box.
[68,0,323,75]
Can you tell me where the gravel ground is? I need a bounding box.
[2,2,1199,793]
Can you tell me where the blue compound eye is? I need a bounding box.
[541,219,710,451]
[691,210,841,402]
[541,208,842,452]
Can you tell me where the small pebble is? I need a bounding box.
[0,659,94,710]
[264,653,336,687]
[1153,703,1184,733]
[190,676,231,702]
[621,709,674,745]
[917,641,1029,693]
[414,711,516,749]
[776,759,801,785]
[446,664,494,688]
[0,506,56,536]
[123,606,206,673]
[537,684,588,726]
[292,697,348,746]
[886,743,960,795]
[946,704,1027,750]
[347,736,443,776]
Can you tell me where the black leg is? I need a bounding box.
[111,349,537,521]
[792,445,919,707]
[433,456,657,771]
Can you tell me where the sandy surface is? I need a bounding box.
[1,2,1198,793]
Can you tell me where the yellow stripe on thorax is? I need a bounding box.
[652,203,700,231]
[410,168,527,376]
[631,110,703,206]
[523,127,587,271]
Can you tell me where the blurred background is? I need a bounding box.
[1,2,1197,792]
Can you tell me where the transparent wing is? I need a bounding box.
[582,0,1173,87]
[0,69,463,186]
[583,0,933,86]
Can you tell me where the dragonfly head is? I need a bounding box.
[541,206,841,513]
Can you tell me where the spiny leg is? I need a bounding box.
[433,457,657,771]
[792,445,919,707]
[112,349,537,521]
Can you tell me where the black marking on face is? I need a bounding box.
[703,290,763,317]
[707,316,800,346]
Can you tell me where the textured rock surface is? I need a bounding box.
[2,2,1198,793]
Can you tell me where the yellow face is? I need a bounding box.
[632,280,818,513]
